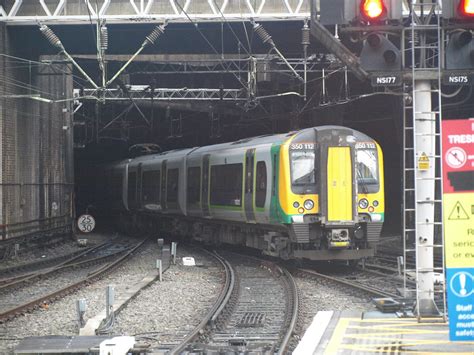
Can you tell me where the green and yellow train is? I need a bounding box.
[100,126,385,261]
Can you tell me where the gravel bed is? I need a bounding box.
[113,246,223,350]
[0,236,157,353]
[0,263,104,314]
[294,275,375,343]
[0,241,223,354]
[0,232,112,270]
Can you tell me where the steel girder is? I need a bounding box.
[0,0,310,25]
[77,86,247,101]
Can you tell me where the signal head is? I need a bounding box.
[360,0,387,21]
[459,0,474,17]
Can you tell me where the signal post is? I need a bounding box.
[314,0,473,327]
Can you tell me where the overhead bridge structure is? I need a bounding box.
[0,0,310,24]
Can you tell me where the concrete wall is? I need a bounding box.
[0,25,74,240]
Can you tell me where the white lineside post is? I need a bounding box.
[156,259,162,282]
[171,242,177,264]
[414,79,437,315]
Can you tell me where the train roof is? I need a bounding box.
[115,126,376,166]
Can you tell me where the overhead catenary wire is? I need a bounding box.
[251,20,305,83]
[105,23,167,87]
[39,24,100,89]
[0,54,99,89]
[173,1,251,92]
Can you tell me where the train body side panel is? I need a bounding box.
[327,147,353,222]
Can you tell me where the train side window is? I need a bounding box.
[166,168,179,203]
[142,170,160,204]
[187,167,201,205]
[128,171,137,208]
[256,161,267,208]
[210,163,243,207]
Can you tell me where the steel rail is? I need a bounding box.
[277,265,299,355]
[0,242,115,290]
[0,238,148,323]
[0,247,95,280]
[169,249,234,355]
[298,268,399,299]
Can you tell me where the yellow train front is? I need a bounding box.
[272,126,385,261]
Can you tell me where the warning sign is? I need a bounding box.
[448,201,470,220]
[442,119,474,193]
[444,195,474,267]
[443,119,474,341]
[417,152,430,171]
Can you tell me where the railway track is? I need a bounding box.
[168,251,298,354]
[297,267,401,299]
[0,242,112,288]
[0,238,148,323]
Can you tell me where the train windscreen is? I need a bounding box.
[290,149,317,194]
[356,147,379,193]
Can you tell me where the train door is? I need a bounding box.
[202,154,210,217]
[127,167,137,210]
[137,163,143,209]
[160,160,167,210]
[327,147,353,221]
[244,149,256,222]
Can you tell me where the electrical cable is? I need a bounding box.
[0,53,90,87]
[173,1,250,92]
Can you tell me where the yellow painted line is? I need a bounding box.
[324,318,351,354]
[347,326,448,334]
[321,317,471,354]
[357,318,447,324]
[344,335,466,346]
[338,344,473,354]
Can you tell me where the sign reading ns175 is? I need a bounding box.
[443,73,474,86]
[77,214,96,233]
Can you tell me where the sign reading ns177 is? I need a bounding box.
[442,118,474,342]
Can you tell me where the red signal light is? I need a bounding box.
[459,0,474,17]
[360,0,386,21]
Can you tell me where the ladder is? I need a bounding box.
[402,0,446,321]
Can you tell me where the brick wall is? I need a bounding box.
[0,26,74,240]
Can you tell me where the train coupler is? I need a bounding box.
[327,229,350,249]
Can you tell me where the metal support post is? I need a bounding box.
[76,299,87,330]
[157,238,164,260]
[106,285,114,318]
[156,259,162,282]
[171,242,177,265]
[414,79,438,316]
[397,256,404,276]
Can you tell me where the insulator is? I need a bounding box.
[143,25,165,47]
[39,25,63,49]
[100,25,108,51]
[302,25,310,46]
[253,23,274,47]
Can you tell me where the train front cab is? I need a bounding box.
[277,127,384,261]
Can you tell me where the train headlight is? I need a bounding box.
[304,199,314,210]
[359,198,369,209]
[373,200,379,207]
[293,201,300,208]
